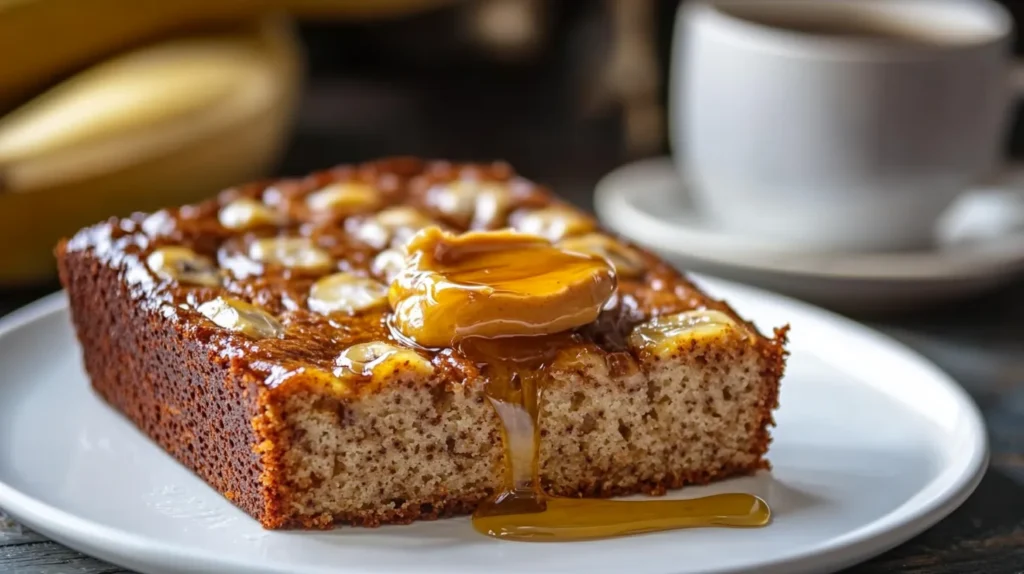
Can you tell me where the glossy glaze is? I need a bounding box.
[389,228,617,347]
[63,158,760,393]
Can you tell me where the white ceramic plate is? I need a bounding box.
[594,157,1024,312]
[0,285,987,574]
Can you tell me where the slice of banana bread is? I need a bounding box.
[56,157,787,529]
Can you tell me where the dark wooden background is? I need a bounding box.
[3,1,1024,572]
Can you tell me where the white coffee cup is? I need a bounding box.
[670,0,1017,252]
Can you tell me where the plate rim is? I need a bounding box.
[0,287,990,574]
[595,156,1024,282]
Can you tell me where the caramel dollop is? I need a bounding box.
[388,227,617,348]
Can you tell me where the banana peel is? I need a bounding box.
[0,16,303,285]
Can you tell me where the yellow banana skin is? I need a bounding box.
[0,0,454,110]
[0,0,277,110]
[0,16,303,285]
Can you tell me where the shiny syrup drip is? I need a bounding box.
[392,228,771,541]
[465,336,771,542]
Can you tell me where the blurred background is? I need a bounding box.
[1,0,1022,323]
[0,0,660,288]
[1,0,1023,284]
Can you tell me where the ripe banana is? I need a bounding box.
[0,0,455,110]
[0,16,303,285]
[0,0,277,110]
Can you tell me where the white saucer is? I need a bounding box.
[594,157,1024,312]
[0,288,988,574]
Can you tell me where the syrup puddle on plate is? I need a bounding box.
[463,335,771,542]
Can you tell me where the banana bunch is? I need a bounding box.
[0,4,306,285]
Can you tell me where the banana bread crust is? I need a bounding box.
[56,157,787,529]
[57,246,269,521]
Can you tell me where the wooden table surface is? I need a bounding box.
[3,16,1024,572]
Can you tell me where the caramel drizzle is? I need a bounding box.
[465,335,771,542]
[386,226,771,542]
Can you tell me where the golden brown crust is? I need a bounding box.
[56,242,275,524]
[750,326,790,471]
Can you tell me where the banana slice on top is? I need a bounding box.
[335,341,434,379]
[628,310,740,357]
[218,197,283,230]
[308,272,389,315]
[306,181,380,217]
[353,206,434,250]
[248,236,333,274]
[197,296,285,339]
[371,249,407,284]
[511,205,596,241]
[426,180,511,228]
[146,246,221,286]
